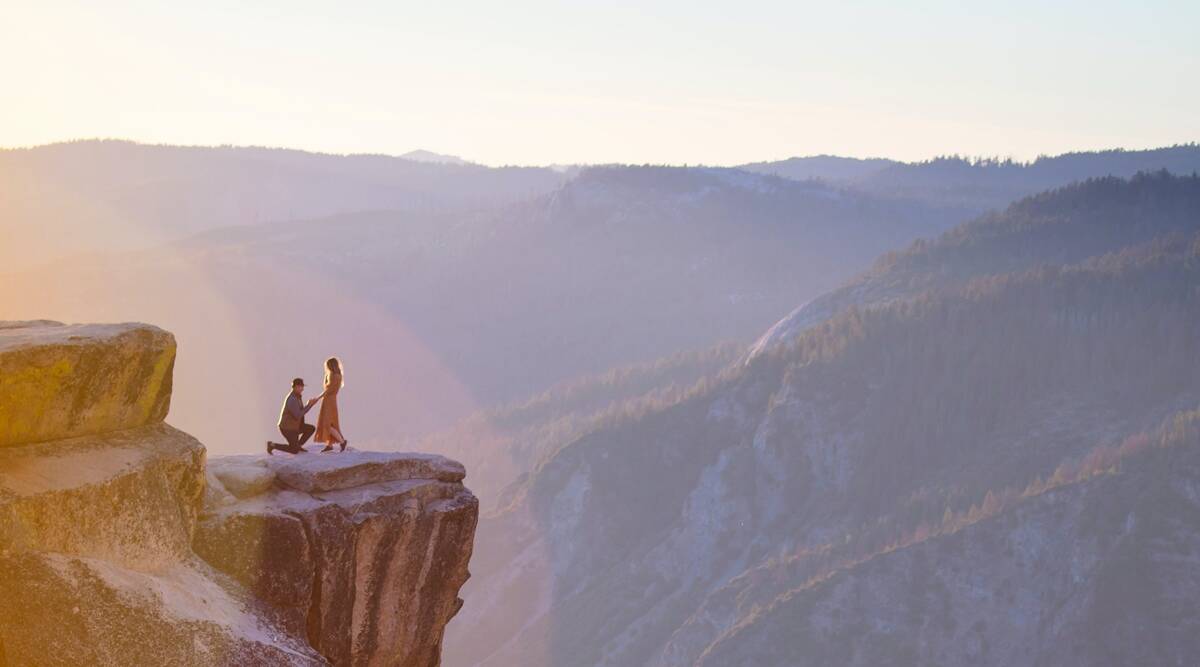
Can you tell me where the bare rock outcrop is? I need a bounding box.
[0,550,325,666]
[0,321,175,447]
[0,321,478,666]
[0,423,203,568]
[196,453,478,667]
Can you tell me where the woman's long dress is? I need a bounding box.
[315,373,342,443]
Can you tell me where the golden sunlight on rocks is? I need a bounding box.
[0,320,478,666]
[0,321,175,448]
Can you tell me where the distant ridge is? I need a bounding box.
[742,143,1200,210]
[0,140,565,269]
[400,148,471,165]
[739,154,898,182]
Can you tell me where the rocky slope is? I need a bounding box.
[683,431,1200,667]
[444,174,1200,666]
[0,320,477,666]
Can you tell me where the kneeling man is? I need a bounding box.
[269,377,320,455]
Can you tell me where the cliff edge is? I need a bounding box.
[0,321,478,666]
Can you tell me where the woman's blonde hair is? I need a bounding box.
[324,357,344,387]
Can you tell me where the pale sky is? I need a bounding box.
[2,0,1197,166]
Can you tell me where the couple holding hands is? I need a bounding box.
[269,357,349,455]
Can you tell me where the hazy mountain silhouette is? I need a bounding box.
[425,171,1200,514]
[446,173,1200,666]
[739,154,898,183]
[401,149,472,165]
[0,140,564,270]
[6,139,1200,666]
[0,165,963,455]
[743,144,1200,211]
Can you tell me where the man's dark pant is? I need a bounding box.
[277,424,315,454]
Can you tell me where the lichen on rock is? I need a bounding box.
[0,321,176,448]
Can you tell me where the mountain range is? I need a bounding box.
[742,144,1200,211]
[4,141,1199,467]
[5,139,1200,665]
[0,160,967,453]
[0,140,565,270]
[444,173,1200,666]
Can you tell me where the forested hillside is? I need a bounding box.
[422,342,743,507]
[753,171,1200,353]
[445,174,1200,666]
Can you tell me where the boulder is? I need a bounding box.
[0,321,175,447]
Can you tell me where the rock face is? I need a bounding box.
[0,321,175,448]
[684,443,1200,667]
[0,550,325,666]
[196,453,478,667]
[0,320,478,666]
[0,423,204,569]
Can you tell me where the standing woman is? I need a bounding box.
[315,357,349,452]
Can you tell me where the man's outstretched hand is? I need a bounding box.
[306,397,320,408]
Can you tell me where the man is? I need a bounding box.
[268,377,321,455]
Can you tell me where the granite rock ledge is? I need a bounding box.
[198,451,478,667]
[0,320,478,667]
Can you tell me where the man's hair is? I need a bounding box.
[292,377,305,387]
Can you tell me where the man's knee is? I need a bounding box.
[279,428,300,449]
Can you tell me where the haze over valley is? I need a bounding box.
[6,141,1198,465]
[6,136,1200,667]
[5,2,1200,664]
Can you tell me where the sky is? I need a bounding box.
[1,0,1197,166]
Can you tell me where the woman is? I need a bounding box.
[314,357,349,452]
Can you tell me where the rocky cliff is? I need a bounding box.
[0,320,477,666]
[198,453,477,667]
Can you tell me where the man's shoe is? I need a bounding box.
[267,441,274,455]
